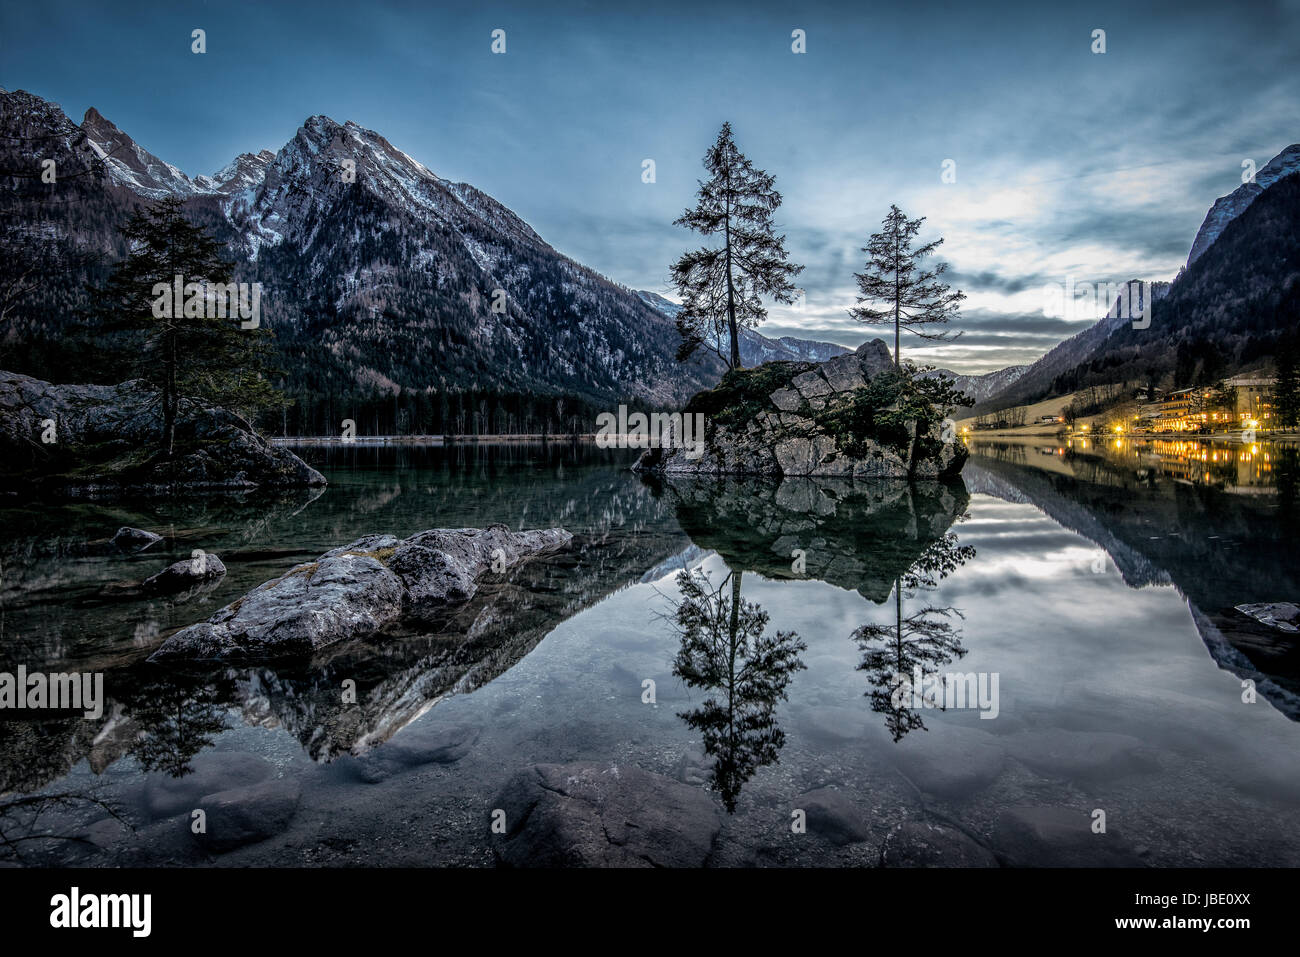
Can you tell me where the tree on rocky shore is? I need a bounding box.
[671,122,803,371]
[92,198,279,457]
[849,204,965,368]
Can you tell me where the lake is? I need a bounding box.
[2,438,1298,866]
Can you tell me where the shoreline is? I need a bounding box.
[272,434,600,446]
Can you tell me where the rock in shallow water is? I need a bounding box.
[890,724,1006,799]
[148,524,572,662]
[141,553,227,594]
[112,526,163,552]
[492,762,722,867]
[144,751,275,819]
[992,805,1145,867]
[341,725,481,784]
[193,778,301,853]
[1005,729,1158,781]
[796,788,873,846]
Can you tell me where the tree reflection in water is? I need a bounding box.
[854,532,975,742]
[667,567,806,812]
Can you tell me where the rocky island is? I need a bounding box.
[0,371,324,496]
[633,340,969,479]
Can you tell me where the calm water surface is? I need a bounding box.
[2,439,1298,866]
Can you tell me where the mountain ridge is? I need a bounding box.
[0,87,727,428]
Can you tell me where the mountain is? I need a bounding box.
[204,149,278,195]
[922,364,1029,406]
[635,291,850,366]
[972,281,1170,413]
[1186,144,1300,268]
[979,168,1300,412]
[968,142,1299,414]
[0,88,726,433]
[80,106,216,199]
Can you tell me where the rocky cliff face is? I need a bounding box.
[0,370,324,494]
[633,339,968,479]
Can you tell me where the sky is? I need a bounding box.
[3,0,1299,373]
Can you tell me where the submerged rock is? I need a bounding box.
[148,524,572,662]
[492,762,722,867]
[144,752,276,819]
[881,821,999,868]
[192,778,301,853]
[112,526,163,552]
[796,787,872,846]
[992,806,1145,867]
[633,339,967,479]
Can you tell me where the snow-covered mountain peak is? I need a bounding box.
[1185,142,1300,268]
[80,105,209,199]
[201,149,277,195]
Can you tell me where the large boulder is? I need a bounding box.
[634,339,966,479]
[795,787,872,846]
[0,370,325,495]
[148,524,572,661]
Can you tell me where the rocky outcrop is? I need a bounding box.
[634,340,967,479]
[0,370,325,495]
[148,524,572,662]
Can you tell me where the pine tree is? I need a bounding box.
[93,198,279,456]
[849,205,964,368]
[671,122,803,370]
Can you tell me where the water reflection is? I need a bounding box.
[653,474,972,602]
[969,435,1300,496]
[965,438,1300,718]
[0,444,682,796]
[652,473,977,797]
[666,567,806,812]
[854,533,976,741]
